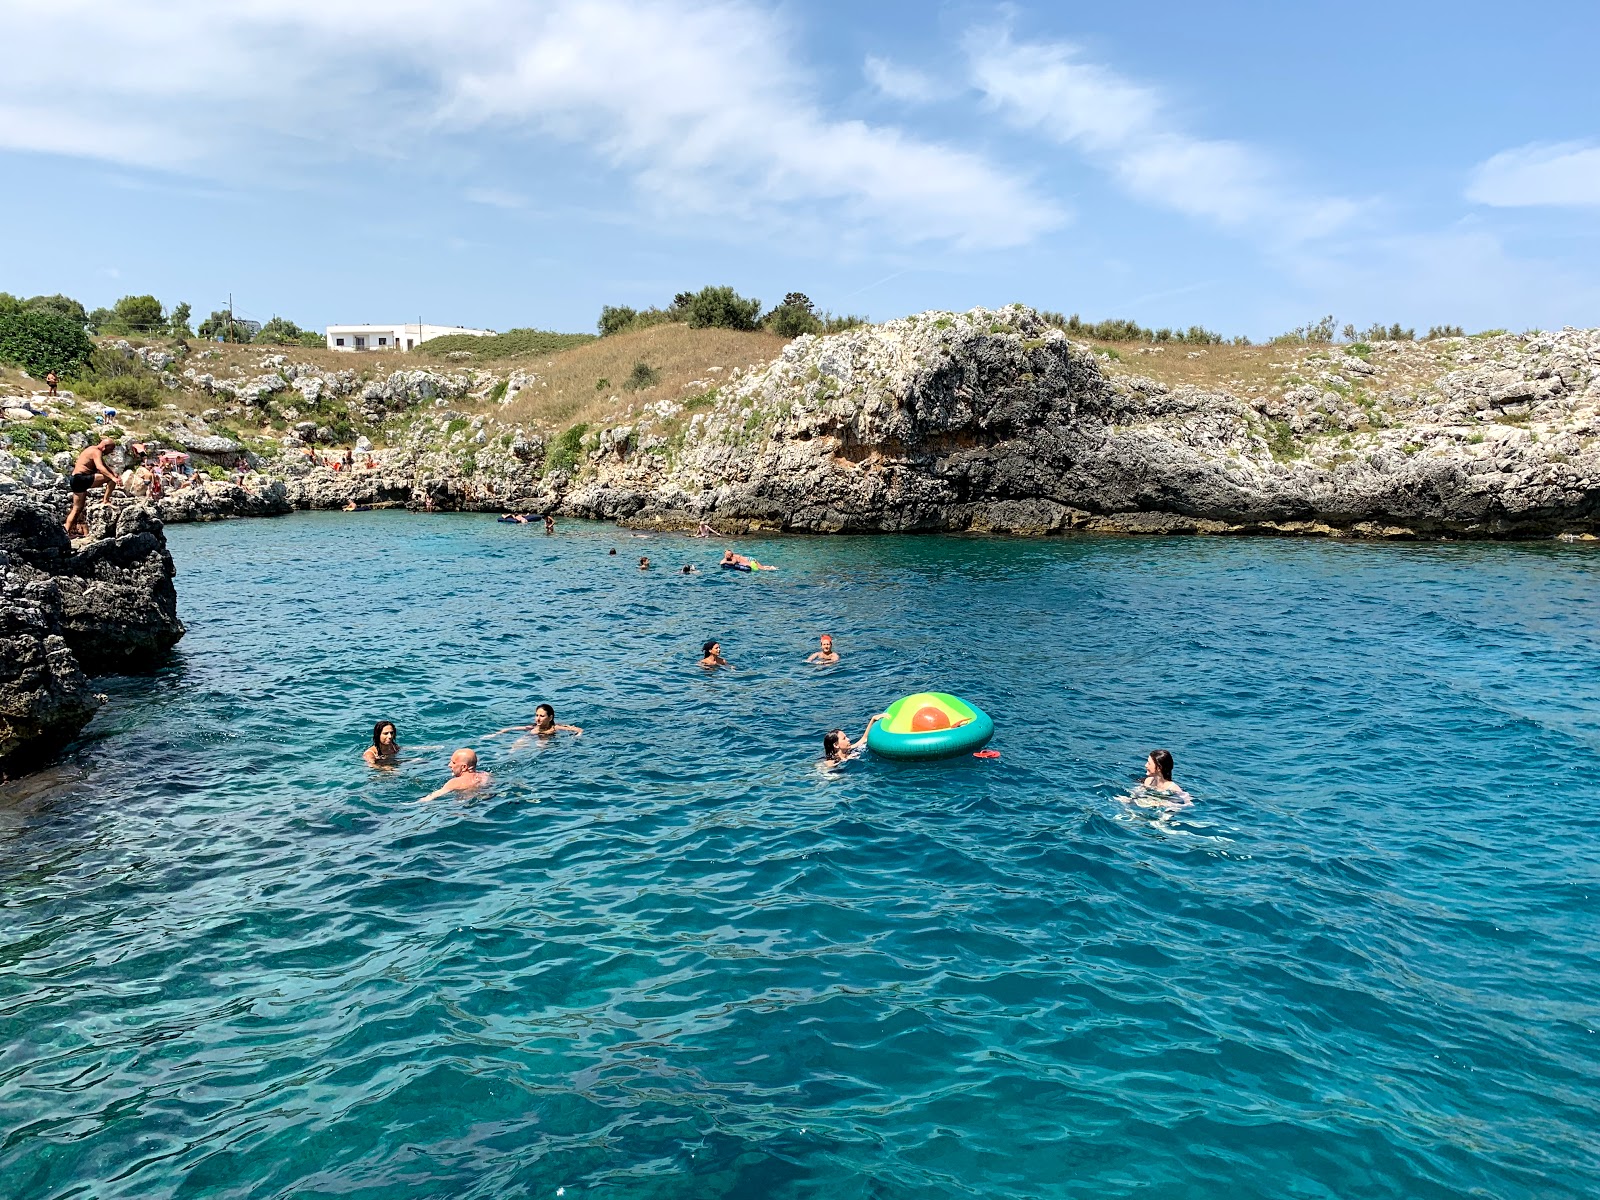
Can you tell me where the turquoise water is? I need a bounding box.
[3,513,1598,1199]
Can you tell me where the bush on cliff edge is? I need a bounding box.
[0,308,96,377]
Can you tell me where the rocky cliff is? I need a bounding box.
[0,497,185,776]
[537,308,1600,538]
[5,309,1600,539]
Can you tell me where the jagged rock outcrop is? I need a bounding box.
[0,496,185,775]
[552,309,1600,538]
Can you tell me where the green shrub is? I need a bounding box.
[1360,322,1415,342]
[487,379,509,403]
[624,361,660,391]
[1038,311,1228,345]
[79,371,164,409]
[21,294,90,327]
[1271,315,1338,346]
[1266,420,1297,459]
[1345,343,1372,358]
[254,316,322,346]
[0,308,96,375]
[683,387,718,410]
[424,328,595,357]
[685,285,762,332]
[599,305,638,337]
[1426,324,1465,339]
[595,377,610,391]
[545,423,589,473]
[445,418,469,436]
[98,294,166,335]
[765,292,822,338]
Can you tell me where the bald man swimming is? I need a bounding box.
[417,748,491,803]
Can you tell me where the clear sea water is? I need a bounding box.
[3,513,1598,1199]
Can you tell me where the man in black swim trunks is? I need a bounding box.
[64,438,120,538]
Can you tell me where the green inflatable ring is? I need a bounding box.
[866,692,994,760]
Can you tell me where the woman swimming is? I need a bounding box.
[364,720,400,766]
[820,714,885,768]
[1124,748,1192,813]
[493,703,583,738]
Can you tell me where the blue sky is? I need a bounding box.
[2,0,1597,339]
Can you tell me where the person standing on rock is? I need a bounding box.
[44,370,58,398]
[64,437,120,538]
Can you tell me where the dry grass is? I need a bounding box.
[1087,337,1475,404]
[494,323,788,432]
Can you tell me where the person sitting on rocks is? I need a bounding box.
[492,703,583,740]
[364,720,400,766]
[418,748,491,803]
[807,634,840,665]
[700,640,731,669]
[64,438,120,538]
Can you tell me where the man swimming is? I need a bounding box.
[700,640,731,669]
[64,437,120,538]
[807,635,840,664]
[417,748,491,802]
[493,703,583,738]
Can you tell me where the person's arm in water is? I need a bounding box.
[417,772,489,803]
[552,722,583,735]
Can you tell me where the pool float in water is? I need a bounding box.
[719,559,776,571]
[866,692,994,760]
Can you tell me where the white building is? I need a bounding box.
[324,323,495,352]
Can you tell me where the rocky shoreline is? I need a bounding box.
[5,308,1600,540]
[0,496,184,777]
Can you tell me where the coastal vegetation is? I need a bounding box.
[423,328,597,358]
[599,286,866,339]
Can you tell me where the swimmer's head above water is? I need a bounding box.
[1146,749,1174,782]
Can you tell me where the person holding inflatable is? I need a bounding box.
[821,714,886,768]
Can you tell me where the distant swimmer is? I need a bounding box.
[681,564,697,574]
[806,634,839,664]
[609,548,617,555]
[544,513,556,534]
[639,556,651,570]
[494,703,583,738]
[700,640,731,669]
[418,748,491,802]
[695,521,719,538]
[821,714,886,768]
[364,720,400,766]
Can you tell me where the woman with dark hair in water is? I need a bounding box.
[493,703,583,739]
[821,714,886,769]
[364,720,400,766]
[1143,749,1180,793]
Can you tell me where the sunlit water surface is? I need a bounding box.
[3,513,1598,1199]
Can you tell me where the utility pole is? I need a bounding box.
[227,293,234,343]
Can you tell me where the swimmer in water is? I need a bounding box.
[544,513,555,534]
[609,548,617,555]
[806,634,839,664]
[700,640,731,669]
[493,703,583,738]
[1143,749,1183,794]
[720,549,751,569]
[418,748,491,802]
[1125,748,1192,813]
[639,556,651,570]
[681,564,697,574]
[820,714,886,768]
[363,720,399,766]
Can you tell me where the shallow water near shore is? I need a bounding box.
[3,512,1599,1199]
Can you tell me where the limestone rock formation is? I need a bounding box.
[0,495,185,775]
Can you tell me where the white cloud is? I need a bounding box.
[1467,142,1600,207]
[464,187,528,210]
[966,28,1359,243]
[0,0,1061,250]
[864,55,942,103]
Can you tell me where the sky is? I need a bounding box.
[1,0,1597,340]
